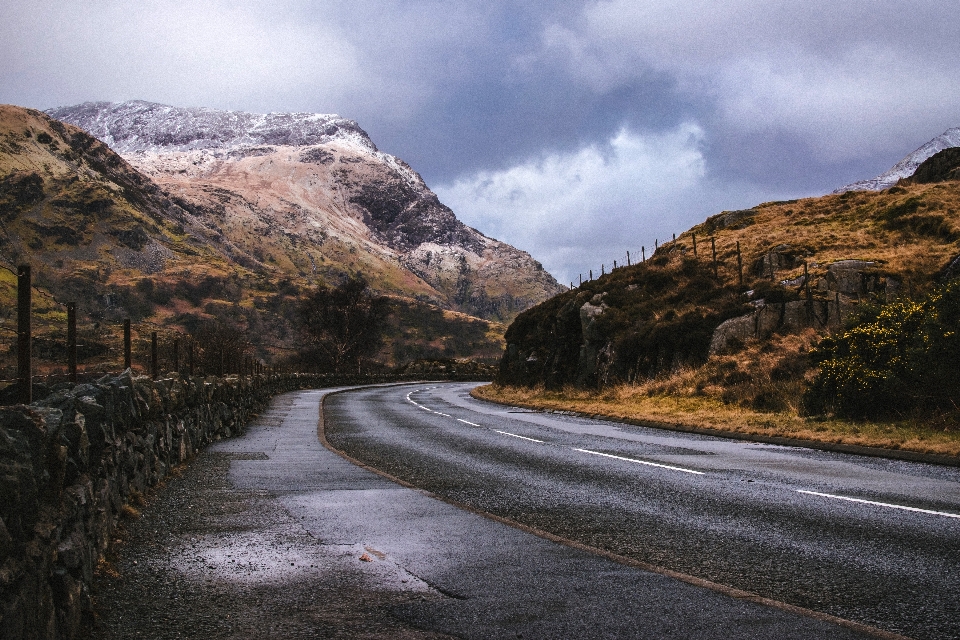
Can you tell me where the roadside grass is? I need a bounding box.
[472,382,960,458]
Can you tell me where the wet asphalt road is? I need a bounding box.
[323,382,960,640]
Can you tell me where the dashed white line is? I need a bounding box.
[796,490,960,519]
[494,430,545,443]
[574,449,705,475]
[436,412,451,417]
[457,419,480,427]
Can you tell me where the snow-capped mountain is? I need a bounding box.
[47,101,563,321]
[47,100,376,153]
[836,127,960,193]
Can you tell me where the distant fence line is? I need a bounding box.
[2,265,291,404]
[570,232,764,290]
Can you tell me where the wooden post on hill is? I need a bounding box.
[17,265,31,405]
[692,233,697,257]
[67,302,77,383]
[673,233,676,243]
[123,320,131,371]
[641,246,645,262]
[736,241,743,287]
[627,251,631,266]
[711,237,718,279]
[151,332,158,379]
[589,270,593,281]
[172,338,180,374]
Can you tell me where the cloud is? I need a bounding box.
[435,123,779,284]
[0,0,366,112]
[539,1,960,178]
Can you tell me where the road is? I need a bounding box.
[323,382,960,640]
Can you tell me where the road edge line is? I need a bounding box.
[317,386,912,640]
[469,388,960,469]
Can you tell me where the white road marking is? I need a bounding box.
[494,430,545,443]
[574,449,705,475]
[436,412,451,417]
[457,419,480,426]
[796,490,960,519]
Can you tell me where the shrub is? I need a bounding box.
[804,280,960,418]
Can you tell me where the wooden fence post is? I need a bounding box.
[151,332,158,379]
[172,337,180,374]
[641,246,645,262]
[627,251,631,266]
[67,302,77,383]
[736,241,743,287]
[17,265,31,405]
[711,237,718,279]
[692,233,697,257]
[123,319,131,370]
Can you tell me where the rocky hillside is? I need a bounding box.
[0,104,514,377]
[500,145,960,390]
[47,101,564,322]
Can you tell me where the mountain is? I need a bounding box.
[836,127,960,193]
[46,101,564,322]
[0,103,548,378]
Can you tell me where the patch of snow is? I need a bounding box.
[836,127,960,193]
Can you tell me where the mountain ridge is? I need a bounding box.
[47,100,564,321]
[836,126,960,193]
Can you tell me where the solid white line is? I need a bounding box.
[457,419,480,427]
[574,449,705,475]
[494,430,545,443]
[796,490,960,519]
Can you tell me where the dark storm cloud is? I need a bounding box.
[2,0,959,281]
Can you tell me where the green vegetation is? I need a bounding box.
[805,280,960,419]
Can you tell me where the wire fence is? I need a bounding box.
[570,231,741,289]
[1,264,280,402]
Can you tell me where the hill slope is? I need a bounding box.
[500,159,960,391]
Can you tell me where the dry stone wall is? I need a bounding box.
[0,371,383,639]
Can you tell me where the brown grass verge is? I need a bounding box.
[472,382,960,459]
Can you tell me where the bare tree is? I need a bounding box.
[298,276,390,374]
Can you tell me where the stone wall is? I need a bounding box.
[0,371,412,639]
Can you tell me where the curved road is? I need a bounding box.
[324,382,960,640]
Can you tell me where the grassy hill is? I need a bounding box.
[486,153,960,456]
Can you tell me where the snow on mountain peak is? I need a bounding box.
[46,100,378,155]
[836,127,960,193]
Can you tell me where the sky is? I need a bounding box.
[2,1,959,285]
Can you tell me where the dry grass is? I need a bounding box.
[473,377,960,458]
[683,181,960,296]
[119,504,141,520]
